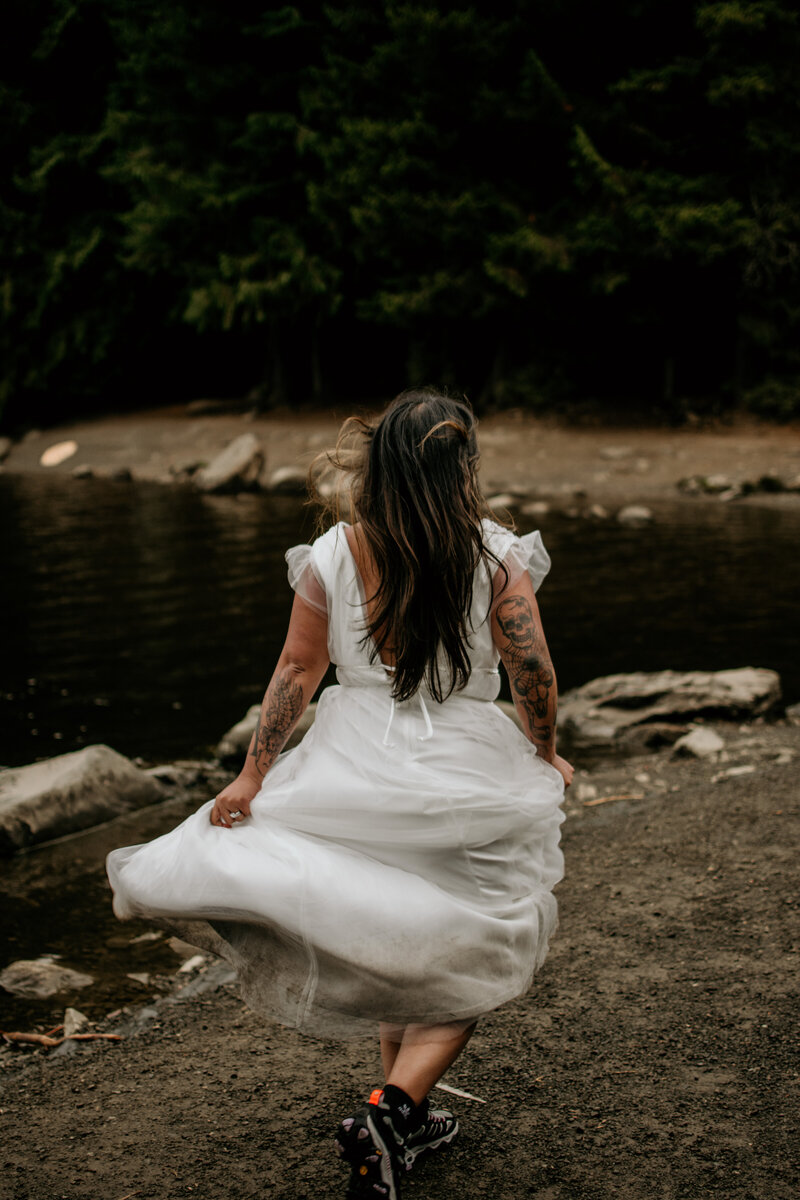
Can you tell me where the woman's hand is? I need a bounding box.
[211,772,261,828]
[550,753,574,789]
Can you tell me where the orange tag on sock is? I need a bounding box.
[368,1088,384,1106]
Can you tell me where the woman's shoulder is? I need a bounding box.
[286,521,346,557]
[289,522,352,583]
[481,517,520,557]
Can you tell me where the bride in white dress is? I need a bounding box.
[106,388,573,1199]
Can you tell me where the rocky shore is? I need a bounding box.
[2,406,800,518]
[1,670,798,1199]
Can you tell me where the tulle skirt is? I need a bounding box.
[106,685,565,1040]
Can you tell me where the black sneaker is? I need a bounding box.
[334,1104,402,1200]
[402,1102,459,1170]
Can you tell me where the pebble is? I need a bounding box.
[711,764,757,783]
[616,505,653,525]
[520,500,550,517]
[63,1007,90,1037]
[673,728,725,758]
[178,955,206,974]
[39,440,78,468]
[575,783,598,803]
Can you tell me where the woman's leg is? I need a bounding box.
[380,1024,403,1078]
[386,1021,476,1106]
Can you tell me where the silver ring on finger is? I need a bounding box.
[229,810,243,819]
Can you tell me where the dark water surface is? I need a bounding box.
[1,473,798,771]
[1,474,798,1030]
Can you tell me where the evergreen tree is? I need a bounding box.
[105,1,338,405]
[0,0,133,424]
[1,0,798,425]
[304,2,579,400]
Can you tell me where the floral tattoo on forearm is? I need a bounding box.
[496,595,556,749]
[249,672,304,776]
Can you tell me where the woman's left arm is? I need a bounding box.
[211,595,330,826]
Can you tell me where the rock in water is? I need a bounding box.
[266,465,307,495]
[0,744,165,854]
[194,433,264,493]
[559,668,781,755]
[0,956,93,999]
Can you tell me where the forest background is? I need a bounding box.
[2,0,799,432]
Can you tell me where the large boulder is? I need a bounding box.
[0,744,165,855]
[194,433,264,493]
[558,668,782,755]
[0,956,93,999]
[216,702,318,764]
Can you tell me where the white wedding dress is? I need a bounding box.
[106,519,565,1038]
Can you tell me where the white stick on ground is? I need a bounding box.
[434,1082,486,1104]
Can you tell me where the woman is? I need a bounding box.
[107,388,572,1200]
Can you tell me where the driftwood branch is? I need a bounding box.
[1,1030,123,1048]
[582,792,645,807]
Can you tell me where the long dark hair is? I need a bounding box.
[312,388,506,703]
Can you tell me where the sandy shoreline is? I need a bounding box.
[3,405,800,510]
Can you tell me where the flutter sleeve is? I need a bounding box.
[483,519,551,596]
[285,544,328,616]
[499,529,551,593]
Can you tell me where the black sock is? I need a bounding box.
[381,1084,418,1134]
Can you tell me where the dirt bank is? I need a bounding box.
[2,718,798,1200]
[3,406,800,510]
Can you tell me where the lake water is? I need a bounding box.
[1,473,798,1030]
[1,473,798,770]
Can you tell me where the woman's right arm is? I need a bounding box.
[211,593,330,826]
[490,570,573,787]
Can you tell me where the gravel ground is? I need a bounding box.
[2,719,798,1200]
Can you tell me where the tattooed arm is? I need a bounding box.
[211,594,330,827]
[491,571,559,761]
